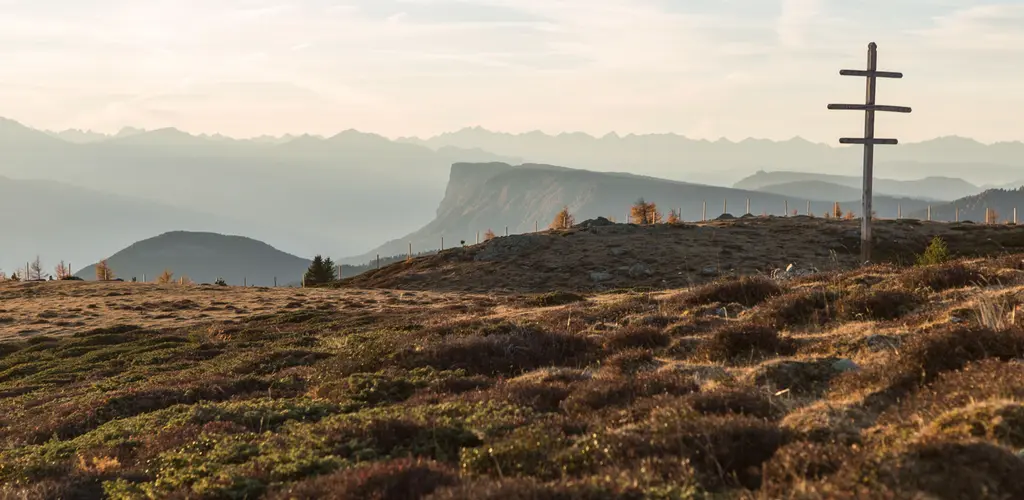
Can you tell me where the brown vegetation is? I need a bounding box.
[4,236,1024,498]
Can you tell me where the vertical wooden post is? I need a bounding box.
[274,277,277,287]
[535,221,538,232]
[806,201,811,216]
[376,254,380,270]
[505,226,508,237]
[702,200,707,221]
[897,203,902,220]
[828,42,911,263]
[244,277,246,287]
[441,236,444,251]
[746,198,750,215]
[927,205,931,221]
[476,231,480,244]
[785,200,789,216]
[723,198,728,215]
[955,207,959,222]
[409,242,412,259]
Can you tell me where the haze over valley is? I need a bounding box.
[4,114,1024,277]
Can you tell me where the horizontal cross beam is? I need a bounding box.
[828,104,912,113]
[839,138,899,145]
[840,69,903,78]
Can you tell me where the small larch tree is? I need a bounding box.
[550,206,575,230]
[29,256,44,280]
[54,261,71,280]
[157,269,175,284]
[666,208,681,224]
[95,260,115,281]
[843,210,856,220]
[630,198,662,224]
[833,202,843,219]
[484,229,496,241]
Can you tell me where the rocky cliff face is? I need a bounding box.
[344,163,929,264]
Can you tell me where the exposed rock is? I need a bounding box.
[832,358,861,373]
[864,334,901,352]
[473,234,543,262]
[701,266,719,277]
[771,263,819,280]
[628,263,653,278]
[589,271,614,282]
[575,217,616,229]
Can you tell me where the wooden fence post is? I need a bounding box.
[746,198,750,215]
[785,200,789,216]
[702,200,707,221]
[376,254,380,270]
[927,205,931,221]
[807,201,811,216]
[723,198,728,215]
[897,203,902,220]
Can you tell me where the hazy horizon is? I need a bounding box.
[3,1,1023,143]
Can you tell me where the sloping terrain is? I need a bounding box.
[909,186,1024,223]
[3,255,1024,498]
[349,163,930,264]
[734,170,981,201]
[344,216,1024,293]
[0,176,279,276]
[0,118,518,263]
[74,232,312,287]
[753,180,863,202]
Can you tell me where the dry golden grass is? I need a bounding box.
[3,246,1024,498]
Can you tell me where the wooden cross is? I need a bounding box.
[828,42,911,263]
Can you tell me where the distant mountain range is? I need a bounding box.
[0,117,519,266]
[734,171,983,202]
[400,127,1024,187]
[345,162,931,265]
[7,117,1024,270]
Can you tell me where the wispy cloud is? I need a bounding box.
[0,0,1021,142]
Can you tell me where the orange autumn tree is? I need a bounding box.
[630,198,662,224]
[550,206,575,229]
[95,260,115,281]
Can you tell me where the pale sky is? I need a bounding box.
[2,0,1022,143]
